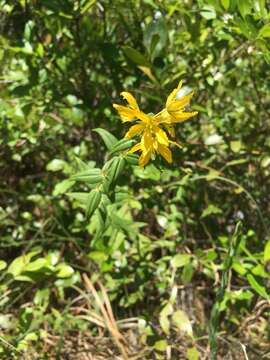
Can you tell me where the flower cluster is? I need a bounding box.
[113,81,198,167]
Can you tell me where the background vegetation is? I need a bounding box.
[0,0,270,359]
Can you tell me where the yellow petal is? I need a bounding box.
[128,142,141,154]
[120,92,139,109]
[141,130,154,152]
[139,150,152,167]
[169,140,183,149]
[165,125,175,138]
[169,111,198,123]
[167,92,194,112]
[137,110,151,123]
[113,104,137,122]
[125,123,145,138]
[154,109,174,124]
[153,139,158,151]
[166,80,183,107]
[157,144,172,163]
[155,127,169,146]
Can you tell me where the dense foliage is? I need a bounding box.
[0,0,270,359]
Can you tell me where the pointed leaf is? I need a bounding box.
[93,128,118,150]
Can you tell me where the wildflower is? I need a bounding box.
[113,82,197,167]
[154,81,198,125]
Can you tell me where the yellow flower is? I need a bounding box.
[154,81,198,125]
[113,82,198,167]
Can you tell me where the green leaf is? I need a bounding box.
[237,0,252,18]
[264,240,270,262]
[46,159,67,172]
[67,192,89,205]
[230,140,242,153]
[221,0,230,10]
[261,156,270,168]
[24,258,49,272]
[201,204,222,218]
[105,156,125,186]
[171,254,191,268]
[110,138,135,154]
[134,164,160,180]
[159,303,173,335]
[247,274,269,299]
[187,347,200,360]
[154,339,168,352]
[172,310,193,337]
[143,18,168,61]
[200,5,216,20]
[93,128,118,150]
[182,263,194,284]
[125,153,139,166]
[7,250,41,277]
[251,264,268,278]
[258,24,270,39]
[0,260,7,271]
[88,251,108,264]
[53,179,75,196]
[80,0,97,14]
[86,189,102,218]
[55,263,74,278]
[232,262,247,276]
[71,168,103,184]
[122,46,150,66]
[254,0,267,18]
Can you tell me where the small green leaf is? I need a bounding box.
[7,250,41,277]
[0,261,7,271]
[264,241,270,262]
[125,153,139,166]
[232,262,247,276]
[53,179,75,196]
[221,0,230,10]
[258,24,270,39]
[134,163,160,181]
[24,258,48,272]
[93,128,118,150]
[154,339,168,352]
[171,254,191,268]
[122,46,150,66]
[159,303,173,335]
[172,310,193,337]
[206,169,220,181]
[230,140,242,153]
[80,0,97,14]
[247,274,269,299]
[88,251,108,264]
[110,138,135,154]
[86,189,102,218]
[55,263,74,278]
[71,168,103,184]
[237,0,252,18]
[187,347,200,360]
[106,156,125,186]
[46,159,67,172]
[200,5,216,20]
[143,18,168,61]
[261,156,270,168]
[201,204,222,218]
[67,192,89,205]
[182,263,194,284]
